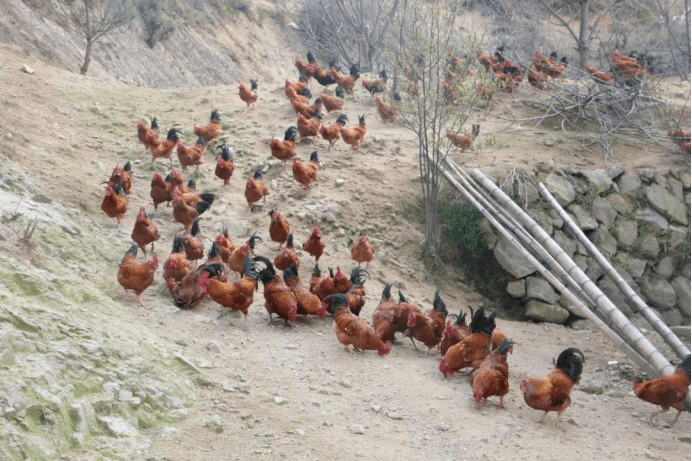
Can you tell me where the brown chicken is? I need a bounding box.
[527,67,548,91]
[183,218,205,263]
[584,66,615,84]
[326,293,391,355]
[131,206,159,256]
[137,117,159,152]
[147,128,180,166]
[439,308,497,377]
[171,188,212,232]
[309,264,324,293]
[320,86,345,113]
[491,327,511,352]
[228,233,262,277]
[193,109,222,144]
[238,80,258,111]
[214,227,234,265]
[269,126,299,166]
[199,256,261,329]
[214,144,235,186]
[176,136,206,171]
[297,111,323,141]
[543,56,568,79]
[372,283,399,341]
[311,267,336,301]
[330,65,360,94]
[328,266,348,294]
[314,60,337,87]
[285,77,309,98]
[295,51,318,79]
[292,98,323,119]
[361,70,388,97]
[244,170,271,212]
[268,209,291,247]
[344,267,369,316]
[440,308,471,356]
[274,233,300,271]
[667,129,692,154]
[255,256,298,325]
[292,151,319,189]
[163,236,190,283]
[109,161,133,195]
[340,114,367,156]
[117,243,158,306]
[101,181,128,225]
[477,49,501,73]
[283,264,325,319]
[150,171,171,210]
[303,223,326,262]
[374,93,400,123]
[319,114,348,149]
[167,265,208,309]
[287,87,312,105]
[520,348,585,424]
[350,229,375,267]
[404,288,449,354]
[469,339,514,408]
[447,123,480,153]
[632,354,690,426]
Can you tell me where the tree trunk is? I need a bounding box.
[80,38,93,75]
[686,0,691,79]
[577,0,589,68]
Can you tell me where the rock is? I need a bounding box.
[0,348,15,367]
[591,225,617,255]
[640,273,677,309]
[668,225,687,249]
[646,184,688,225]
[588,169,613,194]
[22,65,34,74]
[613,253,646,280]
[597,276,635,317]
[641,170,654,184]
[566,204,597,231]
[635,208,669,230]
[638,234,660,258]
[222,382,237,392]
[525,276,559,304]
[544,173,575,207]
[350,424,365,434]
[670,277,691,316]
[616,170,641,194]
[97,416,137,438]
[387,412,404,420]
[609,165,625,179]
[677,169,691,189]
[205,415,224,433]
[525,300,570,324]
[570,319,592,330]
[4,132,11,140]
[335,178,345,187]
[553,230,577,258]
[585,257,606,281]
[670,326,691,340]
[478,218,498,250]
[274,396,287,405]
[573,254,589,272]
[655,256,675,278]
[668,177,684,201]
[493,236,536,278]
[206,342,221,353]
[613,218,638,246]
[506,280,526,298]
[660,308,683,327]
[591,198,617,229]
[548,209,564,229]
[370,404,382,413]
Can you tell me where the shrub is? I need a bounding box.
[138,0,177,48]
[440,202,486,256]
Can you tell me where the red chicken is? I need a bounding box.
[101,181,128,226]
[269,126,298,166]
[214,227,235,265]
[439,309,497,377]
[176,137,206,171]
[447,124,480,152]
[319,114,348,149]
[295,51,318,79]
[440,308,471,355]
[150,171,171,210]
[374,93,400,123]
[285,77,309,98]
[283,264,326,319]
[244,170,271,212]
[326,293,391,355]
[137,117,159,152]
[469,338,514,408]
[147,128,180,167]
[330,64,360,94]
[404,288,449,354]
[350,230,375,267]
[238,80,258,111]
[131,206,159,256]
[117,243,158,306]
[163,236,190,283]
[183,218,205,263]
[292,151,319,189]
[193,109,222,144]
[361,70,388,97]
[109,161,133,195]
[584,66,615,84]
[172,188,212,232]
[297,111,323,142]
[214,144,234,186]
[372,283,399,341]
[340,114,367,155]
[268,209,291,247]
[320,86,345,113]
[302,223,326,262]
[274,233,300,272]
[255,256,299,326]
[632,354,690,426]
[228,233,262,277]
[292,98,323,119]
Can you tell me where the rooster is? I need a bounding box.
[350,229,375,267]
[137,117,159,152]
[632,354,690,426]
[228,233,262,277]
[171,188,212,232]
[255,256,299,326]
[214,144,234,186]
[283,264,325,319]
[163,236,190,283]
[319,114,348,149]
[544,56,568,79]
[292,98,323,119]
[194,109,222,144]
[302,223,325,262]
[274,233,300,271]
[440,308,471,355]
[295,51,319,79]
[285,76,309,98]
[238,79,258,111]
[244,170,270,213]
[469,338,515,408]
[527,67,548,91]
[286,86,312,105]
[439,308,497,377]
[361,70,388,97]
[131,206,159,256]
[147,127,180,167]
[403,288,449,354]
[268,209,291,248]
[320,86,345,113]
[117,243,158,307]
[447,123,480,153]
[269,126,298,166]
[101,181,128,226]
[150,171,171,211]
[374,93,400,123]
[372,283,399,341]
[340,114,367,157]
[297,111,324,142]
[108,161,133,195]
[326,293,391,355]
[330,64,361,94]
[214,226,235,265]
[344,268,369,316]
[176,136,206,171]
[292,151,319,189]
[182,218,205,264]
[314,60,338,87]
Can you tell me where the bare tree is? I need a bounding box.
[59,0,135,75]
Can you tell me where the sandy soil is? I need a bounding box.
[0,44,690,460]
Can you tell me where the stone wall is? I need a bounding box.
[480,166,690,329]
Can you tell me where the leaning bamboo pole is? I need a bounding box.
[472,169,675,377]
[431,154,658,376]
[538,183,690,359]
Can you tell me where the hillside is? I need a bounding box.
[0,14,690,461]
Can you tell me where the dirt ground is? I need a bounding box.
[0,44,690,460]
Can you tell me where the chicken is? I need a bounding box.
[584,66,614,84]
[283,264,325,318]
[295,51,318,79]
[320,86,345,113]
[163,236,190,283]
[447,123,480,153]
[101,181,128,225]
[632,354,691,426]
[394,290,422,334]
[314,60,337,87]
[285,77,309,98]
[350,229,375,267]
[214,226,234,265]
[331,266,351,294]
[330,64,360,94]
[340,114,366,156]
[131,206,159,256]
[297,111,323,142]
[199,256,261,329]
[268,209,292,247]
[147,128,180,166]
[491,327,511,352]
[228,232,262,277]
[193,109,222,144]
[532,50,547,72]
[311,267,336,301]
[404,288,449,354]
[344,267,369,316]
[326,293,392,355]
[286,85,312,105]
[150,171,171,210]
[176,137,206,171]
[469,338,514,408]
[137,117,159,152]
[238,79,258,111]
[527,67,548,91]
[319,114,348,149]
[168,168,193,196]
[109,161,133,195]
[612,50,644,78]
[167,265,208,309]
[117,243,158,306]
[374,93,400,123]
[269,126,299,166]
[543,56,568,79]
[182,218,205,263]
[244,170,271,212]
[361,70,388,97]
[274,233,300,271]
[303,223,325,263]
[292,151,320,189]
[440,308,471,355]
[255,256,298,326]
[171,188,212,232]
[439,308,497,377]
[372,283,399,341]
[667,129,692,154]
[520,348,585,424]
[214,144,234,186]
[292,98,323,119]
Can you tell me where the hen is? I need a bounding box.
[269,126,299,166]
[285,77,309,98]
[439,308,497,377]
[350,230,375,267]
[183,218,205,263]
[543,56,568,79]
[374,93,400,123]
[527,67,548,91]
[172,188,212,232]
[372,283,399,341]
[168,266,209,310]
[330,64,361,94]
[344,267,369,316]
[404,288,449,354]
[447,124,480,153]
[292,98,324,119]
[361,70,388,97]
[268,209,292,247]
[283,264,325,319]
[163,236,190,283]
[214,226,235,265]
[193,109,222,144]
[176,136,206,171]
[303,223,326,262]
[311,267,336,301]
[137,117,159,152]
[117,243,158,306]
[255,256,298,326]
[584,66,614,84]
[469,338,514,408]
[292,151,320,189]
[109,161,133,195]
[228,232,262,277]
[340,115,367,156]
[440,308,471,355]
[274,233,300,271]
[295,51,318,79]
[320,86,345,113]
[632,354,691,426]
[326,293,391,355]
[131,206,159,256]
[331,266,351,294]
[244,170,271,212]
[520,348,585,424]
[297,111,324,142]
[101,181,128,225]
[147,128,180,167]
[238,79,258,111]
[319,114,348,149]
[150,171,171,210]
[314,60,337,87]
[214,144,235,186]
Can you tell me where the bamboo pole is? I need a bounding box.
[538,183,690,359]
[472,169,675,377]
[431,155,658,376]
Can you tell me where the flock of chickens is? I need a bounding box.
[98,47,690,426]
